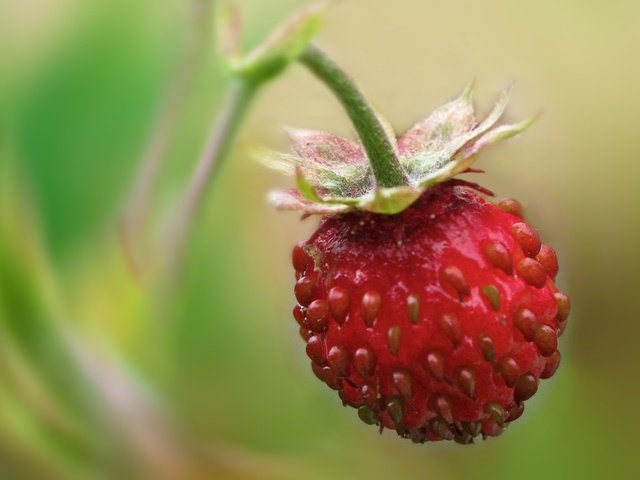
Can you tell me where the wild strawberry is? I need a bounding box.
[264,83,569,443]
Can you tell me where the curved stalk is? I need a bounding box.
[299,44,408,188]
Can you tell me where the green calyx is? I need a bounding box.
[263,78,534,215]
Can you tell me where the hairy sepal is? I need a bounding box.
[264,83,532,214]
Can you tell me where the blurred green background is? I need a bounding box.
[1,0,639,478]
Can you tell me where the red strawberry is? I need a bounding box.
[292,183,568,443]
[265,83,568,443]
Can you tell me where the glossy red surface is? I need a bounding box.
[293,183,569,443]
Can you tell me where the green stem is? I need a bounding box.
[167,79,256,265]
[183,79,255,214]
[300,44,408,188]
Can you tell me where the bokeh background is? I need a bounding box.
[1,0,639,478]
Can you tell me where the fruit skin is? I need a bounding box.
[292,182,568,443]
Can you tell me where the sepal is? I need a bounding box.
[263,83,532,215]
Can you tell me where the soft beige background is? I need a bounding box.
[2,0,639,478]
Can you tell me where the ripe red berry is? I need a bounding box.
[264,84,568,443]
[290,184,569,443]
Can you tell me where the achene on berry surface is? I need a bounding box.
[268,84,568,443]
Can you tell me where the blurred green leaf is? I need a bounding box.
[13,3,176,257]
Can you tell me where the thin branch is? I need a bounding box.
[121,0,215,274]
[164,79,256,269]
